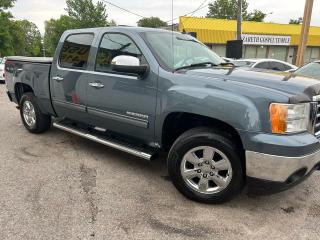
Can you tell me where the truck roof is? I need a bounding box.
[64,26,177,34]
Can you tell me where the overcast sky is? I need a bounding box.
[11,0,320,34]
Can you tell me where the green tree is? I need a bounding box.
[44,15,75,56]
[0,0,16,56]
[0,0,16,9]
[44,0,111,56]
[65,0,108,28]
[206,0,266,22]
[10,20,42,56]
[109,19,117,26]
[0,11,13,56]
[246,10,267,22]
[289,17,303,24]
[137,17,168,28]
[0,0,42,57]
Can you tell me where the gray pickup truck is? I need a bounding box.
[4,27,320,203]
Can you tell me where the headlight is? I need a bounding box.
[269,103,310,134]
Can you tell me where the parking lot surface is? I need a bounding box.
[0,84,319,240]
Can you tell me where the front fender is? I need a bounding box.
[155,85,264,144]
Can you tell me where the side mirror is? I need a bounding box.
[111,55,148,76]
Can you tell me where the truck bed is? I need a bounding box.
[5,56,55,116]
[6,56,53,64]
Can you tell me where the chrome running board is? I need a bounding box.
[53,122,154,160]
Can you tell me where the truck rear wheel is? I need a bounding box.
[167,127,244,203]
[19,93,51,133]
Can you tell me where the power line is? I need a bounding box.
[101,0,146,19]
[188,0,208,18]
[165,0,209,23]
[101,0,209,24]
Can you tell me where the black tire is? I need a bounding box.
[19,92,51,133]
[167,127,244,204]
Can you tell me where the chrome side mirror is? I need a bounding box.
[111,55,148,76]
[112,55,140,66]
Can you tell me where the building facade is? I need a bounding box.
[179,17,320,64]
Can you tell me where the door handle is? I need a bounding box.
[89,82,104,89]
[53,76,64,82]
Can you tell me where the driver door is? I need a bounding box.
[86,32,157,145]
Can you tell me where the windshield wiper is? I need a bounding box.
[175,62,218,71]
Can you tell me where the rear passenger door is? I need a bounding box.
[50,32,95,120]
[86,32,157,145]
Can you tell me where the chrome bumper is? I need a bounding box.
[246,150,320,182]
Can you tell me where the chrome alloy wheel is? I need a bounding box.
[180,146,233,194]
[22,100,36,128]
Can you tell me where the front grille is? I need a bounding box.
[315,101,320,134]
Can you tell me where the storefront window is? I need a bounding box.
[244,46,256,58]
[268,46,287,61]
[256,46,267,58]
[310,47,320,62]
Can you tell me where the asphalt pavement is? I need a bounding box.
[0,84,319,240]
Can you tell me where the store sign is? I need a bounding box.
[242,34,291,46]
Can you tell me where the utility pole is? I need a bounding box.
[296,0,314,67]
[236,0,242,40]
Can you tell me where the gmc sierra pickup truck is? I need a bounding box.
[4,27,320,203]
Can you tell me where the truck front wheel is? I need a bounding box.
[167,127,244,203]
[19,93,51,133]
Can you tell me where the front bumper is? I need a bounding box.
[246,150,320,194]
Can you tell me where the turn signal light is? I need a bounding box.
[270,103,287,133]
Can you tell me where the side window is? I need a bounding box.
[59,33,94,69]
[269,62,284,71]
[279,63,292,71]
[95,33,146,73]
[254,62,270,69]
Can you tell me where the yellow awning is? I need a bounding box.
[179,16,320,46]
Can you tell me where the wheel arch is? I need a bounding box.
[14,82,34,103]
[161,112,244,152]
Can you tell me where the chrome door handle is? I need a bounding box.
[89,82,104,88]
[53,76,64,82]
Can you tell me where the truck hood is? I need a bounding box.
[182,67,320,103]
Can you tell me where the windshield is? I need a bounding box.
[141,31,224,71]
[0,58,3,64]
[295,62,320,80]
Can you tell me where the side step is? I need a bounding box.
[53,122,155,160]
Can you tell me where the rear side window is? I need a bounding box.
[254,62,270,69]
[59,33,94,69]
[277,63,293,71]
[95,33,146,73]
[268,62,290,71]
